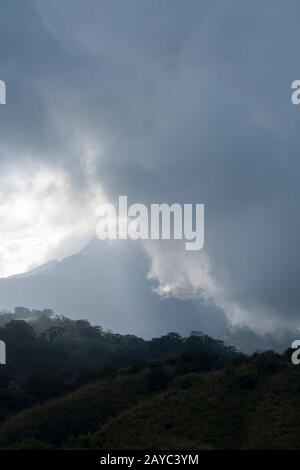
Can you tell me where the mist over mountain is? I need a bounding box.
[0,239,294,353]
[0,238,227,340]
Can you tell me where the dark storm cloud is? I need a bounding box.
[1,0,300,333]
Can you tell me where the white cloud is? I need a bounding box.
[0,150,103,278]
[144,240,300,335]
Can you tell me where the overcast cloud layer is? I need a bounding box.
[0,0,300,335]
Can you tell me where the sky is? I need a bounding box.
[0,0,300,337]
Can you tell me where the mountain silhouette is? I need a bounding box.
[0,238,227,338]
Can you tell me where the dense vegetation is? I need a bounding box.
[0,308,297,449]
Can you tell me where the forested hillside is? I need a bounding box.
[0,308,297,450]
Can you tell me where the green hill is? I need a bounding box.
[0,309,298,450]
[0,374,148,447]
[70,356,300,450]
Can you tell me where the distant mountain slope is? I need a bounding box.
[8,260,60,279]
[0,239,227,339]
